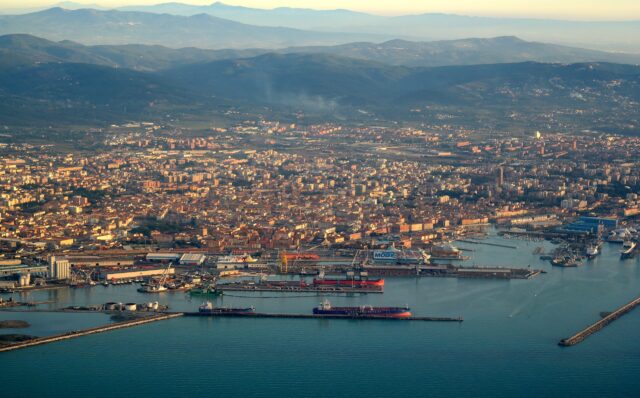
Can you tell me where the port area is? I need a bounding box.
[183,312,463,322]
[0,312,183,353]
[559,296,640,347]
[217,280,383,293]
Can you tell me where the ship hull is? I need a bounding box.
[313,307,411,318]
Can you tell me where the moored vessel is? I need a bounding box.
[430,243,462,260]
[621,241,637,259]
[198,301,255,314]
[313,300,411,318]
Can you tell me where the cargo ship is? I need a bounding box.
[198,301,255,314]
[313,277,384,288]
[313,300,411,318]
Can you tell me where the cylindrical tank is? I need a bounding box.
[152,301,159,310]
[147,302,154,309]
[124,303,137,311]
[104,302,117,310]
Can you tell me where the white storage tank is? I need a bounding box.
[124,303,137,311]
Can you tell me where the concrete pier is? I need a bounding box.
[559,296,640,347]
[0,313,183,353]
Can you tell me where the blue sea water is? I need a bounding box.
[2,233,640,397]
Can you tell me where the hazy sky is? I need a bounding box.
[3,0,640,20]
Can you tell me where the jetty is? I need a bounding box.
[217,281,383,294]
[0,313,183,353]
[559,296,640,347]
[183,312,463,322]
[456,239,517,250]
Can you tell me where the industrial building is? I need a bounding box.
[146,253,181,262]
[103,268,175,281]
[179,253,206,266]
[48,256,71,280]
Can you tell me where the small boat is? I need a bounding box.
[586,244,600,259]
[621,241,637,259]
[138,284,167,293]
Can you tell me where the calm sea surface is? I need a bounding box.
[2,232,640,397]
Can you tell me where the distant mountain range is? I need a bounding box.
[2,34,639,72]
[1,40,638,133]
[0,7,383,49]
[2,3,638,52]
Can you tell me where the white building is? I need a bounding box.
[49,256,71,280]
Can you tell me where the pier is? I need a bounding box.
[183,312,463,322]
[559,296,640,347]
[217,282,383,294]
[0,313,183,353]
[456,239,518,249]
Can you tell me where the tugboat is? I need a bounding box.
[312,299,412,318]
[198,301,255,314]
[621,241,638,259]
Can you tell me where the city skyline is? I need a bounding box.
[1,0,640,20]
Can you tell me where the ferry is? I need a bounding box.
[313,300,411,318]
[621,241,637,259]
[198,301,255,314]
[372,248,430,265]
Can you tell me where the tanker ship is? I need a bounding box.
[198,301,255,314]
[313,300,411,318]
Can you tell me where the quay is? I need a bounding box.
[559,296,640,347]
[183,312,463,322]
[0,313,183,353]
[217,282,383,294]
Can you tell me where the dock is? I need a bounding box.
[217,282,383,294]
[559,296,640,347]
[0,313,183,353]
[183,312,463,322]
[456,239,518,249]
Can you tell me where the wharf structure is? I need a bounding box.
[559,295,640,346]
